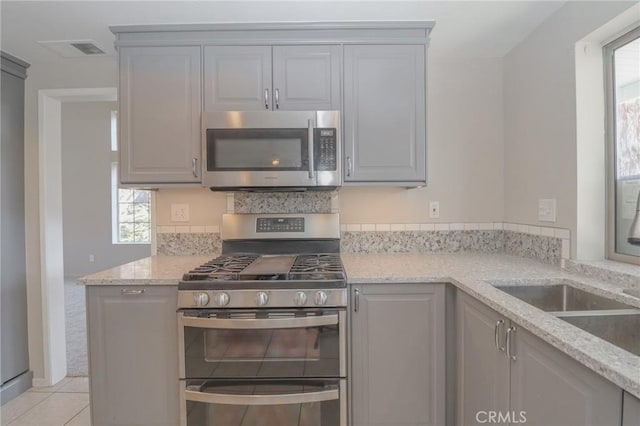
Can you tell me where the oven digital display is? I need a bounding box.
[256,217,305,232]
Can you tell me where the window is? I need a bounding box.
[605,27,640,264]
[110,111,152,244]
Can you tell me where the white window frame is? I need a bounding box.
[110,110,152,244]
[605,26,640,265]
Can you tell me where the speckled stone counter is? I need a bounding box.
[77,252,640,399]
[76,255,211,285]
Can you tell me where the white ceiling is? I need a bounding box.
[1,1,568,64]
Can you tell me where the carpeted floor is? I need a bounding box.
[64,278,88,376]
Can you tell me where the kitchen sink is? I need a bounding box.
[560,312,640,357]
[496,283,636,312]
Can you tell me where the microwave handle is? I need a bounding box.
[179,312,338,329]
[308,119,315,179]
[185,386,339,406]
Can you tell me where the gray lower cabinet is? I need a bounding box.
[623,392,640,426]
[87,286,178,426]
[118,46,201,185]
[343,44,426,184]
[204,44,341,111]
[457,291,622,426]
[350,283,445,426]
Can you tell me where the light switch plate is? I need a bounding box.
[538,199,556,222]
[171,203,190,222]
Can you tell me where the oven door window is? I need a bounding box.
[183,379,342,426]
[181,310,341,379]
[206,128,308,171]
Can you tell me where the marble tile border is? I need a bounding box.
[157,225,220,234]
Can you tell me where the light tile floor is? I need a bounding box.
[0,377,90,426]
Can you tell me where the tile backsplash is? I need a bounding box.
[155,192,569,266]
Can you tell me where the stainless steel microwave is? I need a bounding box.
[202,111,341,190]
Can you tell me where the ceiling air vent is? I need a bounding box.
[70,42,105,55]
[38,40,109,58]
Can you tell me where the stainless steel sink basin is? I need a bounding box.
[496,284,636,312]
[561,312,640,357]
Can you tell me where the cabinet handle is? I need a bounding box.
[121,289,144,295]
[192,158,198,178]
[506,326,517,361]
[275,88,280,109]
[347,156,352,177]
[264,88,269,110]
[354,288,360,312]
[494,319,505,352]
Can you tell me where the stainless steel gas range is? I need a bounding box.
[177,213,347,426]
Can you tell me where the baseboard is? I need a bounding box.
[1,370,33,405]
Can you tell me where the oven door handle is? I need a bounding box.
[184,387,339,406]
[179,313,339,329]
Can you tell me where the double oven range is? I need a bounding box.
[177,213,347,426]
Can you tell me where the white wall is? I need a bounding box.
[503,1,636,257]
[61,101,149,277]
[24,58,117,381]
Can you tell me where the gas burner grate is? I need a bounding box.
[182,254,259,281]
[290,254,343,273]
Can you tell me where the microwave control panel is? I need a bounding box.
[315,128,337,171]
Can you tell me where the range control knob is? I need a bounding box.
[214,292,230,307]
[194,292,210,307]
[314,291,329,306]
[294,292,308,306]
[256,291,269,306]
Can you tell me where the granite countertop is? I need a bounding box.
[76,255,212,285]
[77,252,640,399]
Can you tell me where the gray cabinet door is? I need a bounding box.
[204,45,271,111]
[272,45,341,110]
[623,392,640,426]
[1,59,30,392]
[343,45,426,183]
[510,326,621,426]
[350,283,445,426]
[87,286,178,426]
[456,292,510,426]
[119,46,201,184]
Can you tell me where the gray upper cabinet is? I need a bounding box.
[272,45,341,110]
[457,291,622,426]
[87,285,179,426]
[204,45,340,111]
[343,45,426,184]
[119,46,201,184]
[350,283,445,426]
[203,46,271,111]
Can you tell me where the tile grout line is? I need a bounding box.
[63,402,90,426]
[5,392,55,425]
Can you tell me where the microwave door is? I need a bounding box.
[203,127,316,188]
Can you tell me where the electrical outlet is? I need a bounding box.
[538,198,556,222]
[429,201,440,219]
[89,254,95,263]
[171,204,190,222]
